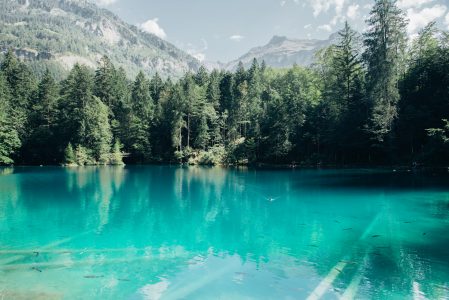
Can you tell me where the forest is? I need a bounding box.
[1,0,449,167]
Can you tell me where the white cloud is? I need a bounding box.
[318,24,332,32]
[140,18,167,39]
[280,1,286,7]
[406,4,447,34]
[304,24,312,29]
[397,0,434,9]
[230,35,245,42]
[308,0,346,17]
[308,0,348,29]
[185,38,208,62]
[310,0,331,16]
[92,0,117,6]
[334,0,346,15]
[347,4,359,20]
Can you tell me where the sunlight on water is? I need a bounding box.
[0,166,449,299]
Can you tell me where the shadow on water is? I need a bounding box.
[285,169,449,191]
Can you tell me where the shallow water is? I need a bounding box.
[0,166,449,299]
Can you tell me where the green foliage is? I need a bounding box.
[260,88,292,162]
[425,120,449,164]
[24,68,59,163]
[110,140,125,165]
[364,0,408,144]
[310,22,368,164]
[75,145,94,166]
[396,22,449,163]
[0,72,20,164]
[2,13,449,167]
[1,49,36,146]
[188,145,226,166]
[124,71,154,162]
[427,120,449,143]
[63,142,76,166]
[58,64,113,165]
[81,96,112,164]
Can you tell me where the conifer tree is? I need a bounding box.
[126,71,154,161]
[0,72,20,165]
[64,142,76,166]
[1,49,36,144]
[363,0,408,144]
[59,64,113,164]
[25,69,59,163]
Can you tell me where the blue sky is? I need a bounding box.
[94,0,449,62]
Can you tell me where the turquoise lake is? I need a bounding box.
[0,166,449,299]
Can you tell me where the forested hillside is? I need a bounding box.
[1,0,449,167]
[0,0,201,79]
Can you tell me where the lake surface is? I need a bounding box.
[0,166,449,299]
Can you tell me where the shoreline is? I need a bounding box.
[1,162,449,173]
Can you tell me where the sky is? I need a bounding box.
[93,0,449,63]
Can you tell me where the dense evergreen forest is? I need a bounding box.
[1,0,449,167]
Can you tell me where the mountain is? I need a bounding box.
[224,34,338,71]
[0,0,201,79]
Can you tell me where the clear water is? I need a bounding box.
[1,166,449,299]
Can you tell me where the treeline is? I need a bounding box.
[1,0,449,166]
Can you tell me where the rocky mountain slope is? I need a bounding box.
[0,0,201,79]
[224,34,338,71]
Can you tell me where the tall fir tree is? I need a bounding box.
[25,69,59,164]
[125,71,154,162]
[1,49,36,150]
[0,71,20,164]
[59,64,113,164]
[363,0,408,146]
[397,23,449,163]
[334,22,367,162]
[94,56,117,110]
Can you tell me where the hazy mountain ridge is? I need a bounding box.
[0,0,201,78]
[224,33,338,71]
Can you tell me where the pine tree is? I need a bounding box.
[260,88,291,162]
[110,140,125,165]
[335,22,363,107]
[205,70,223,146]
[63,142,76,166]
[397,23,449,162]
[25,69,59,163]
[59,64,113,164]
[80,96,113,164]
[332,22,367,162]
[195,66,209,86]
[247,58,264,153]
[195,115,210,150]
[94,56,117,109]
[126,71,154,161]
[363,0,408,144]
[0,72,20,164]
[112,67,132,143]
[219,72,236,143]
[164,84,186,159]
[59,64,95,144]
[1,50,36,146]
[149,72,164,103]
[94,57,131,143]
